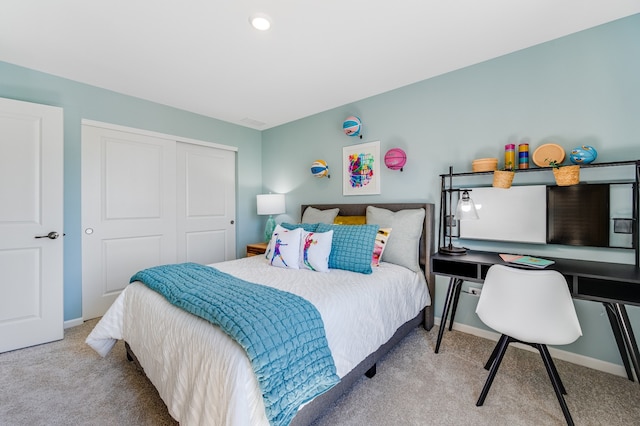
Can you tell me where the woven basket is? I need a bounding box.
[492,170,515,189]
[552,165,580,186]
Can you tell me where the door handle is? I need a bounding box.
[35,231,60,239]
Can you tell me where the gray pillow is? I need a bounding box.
[366,206,425,272]
[301,206,340,224]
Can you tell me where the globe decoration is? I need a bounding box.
[384,148,407,171]
[342,116,362,137]
[310,160,330,178]
[569,145,598,165]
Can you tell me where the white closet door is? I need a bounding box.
[81,125,177,320]
[81,124,237,320]
[176,142,236,264]
[0,97,63,352]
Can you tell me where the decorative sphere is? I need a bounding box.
[569,145,597,164]
[310,160,329,178]
[342,116,362,137]
[384,148,407,170]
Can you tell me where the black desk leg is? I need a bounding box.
[604,302,635,381]
[615,303,640,384]
[449,280,464,332]
[435,278,462,354]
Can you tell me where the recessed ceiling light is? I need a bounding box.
[250,13,271,31]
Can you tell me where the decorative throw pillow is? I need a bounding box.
[371,228,392,267]
[299,230,333,272]
[366,206,425,272]
[315,223,379,274]
[333,215,366,225]
[280,222,319,232]
[266,227,302,269]
[301,207,340,224]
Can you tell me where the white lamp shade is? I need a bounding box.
[257,193,286,215]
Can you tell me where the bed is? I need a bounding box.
[87,202,435,425]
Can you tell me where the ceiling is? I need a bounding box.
[1,1,639,130]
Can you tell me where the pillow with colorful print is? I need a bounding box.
[299,230,333,272]
[371,228,392,267]
[266,226,302,269]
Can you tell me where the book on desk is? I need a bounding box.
[499,254,555,268]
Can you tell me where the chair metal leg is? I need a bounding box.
[484,337,504,370]
[539,344,574,426]
[537,344,566,395]
[477,334,511,406]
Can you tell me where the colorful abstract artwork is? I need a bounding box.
[342,141,380,196]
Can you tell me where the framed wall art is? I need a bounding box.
[342,140,380,196]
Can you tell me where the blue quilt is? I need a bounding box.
[130,262,339,426]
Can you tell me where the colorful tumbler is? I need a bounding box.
[518,143,529,169]
[504,144,515,170]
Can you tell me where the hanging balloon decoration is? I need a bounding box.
[342,116,362,138]
[310,159,330,178]
[384,148,407,171]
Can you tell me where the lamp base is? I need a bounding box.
[438,245,468,256]
[264,215,276,242]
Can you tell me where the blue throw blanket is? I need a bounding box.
[130,263,339,426]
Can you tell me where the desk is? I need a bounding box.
[431,250,640,385]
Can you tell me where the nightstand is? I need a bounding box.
[246,242,268,257]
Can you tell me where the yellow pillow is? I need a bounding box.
[333,215,366,225]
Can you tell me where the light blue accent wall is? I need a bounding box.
[262,15,640,366]
[0,62,264,321]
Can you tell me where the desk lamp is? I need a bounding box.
[257,193,286,242]
[439,166,479,255]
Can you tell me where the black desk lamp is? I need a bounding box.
[439,166,479,255]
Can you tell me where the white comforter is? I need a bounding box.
[87,256,429,425]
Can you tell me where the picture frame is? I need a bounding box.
[342,140,381,196]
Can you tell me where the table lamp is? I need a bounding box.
[439,166,479,255]
[257,193,286,242]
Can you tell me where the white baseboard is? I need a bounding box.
[434,317,631,380]
[64,318,84,329]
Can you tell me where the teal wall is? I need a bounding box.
[262,15,640,367]
[0,62,264,321]
[2,14,639,369]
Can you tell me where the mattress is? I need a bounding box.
[87,255,430,425]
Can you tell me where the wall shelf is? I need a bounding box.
[438,160,640,267]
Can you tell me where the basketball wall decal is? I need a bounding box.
[342,116,362,137]
[311,159,330,178]
[384,148,407,171]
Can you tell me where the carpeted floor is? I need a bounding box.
[1,319,638,425]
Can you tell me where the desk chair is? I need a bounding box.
[475,265,583,425]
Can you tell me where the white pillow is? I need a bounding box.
[299,230,333,272]
[301,206,340,224]
[366,206,425,272]
[266,227,302,269]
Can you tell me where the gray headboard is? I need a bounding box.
[301,203,436,330]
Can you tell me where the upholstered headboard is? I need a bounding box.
[301,203,436,330]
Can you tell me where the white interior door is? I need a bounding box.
[176,142,236,264]
[0,97,64,353]
[81,125,177,320]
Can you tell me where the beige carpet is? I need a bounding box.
[1,319,638,425]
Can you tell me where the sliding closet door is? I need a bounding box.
[176,142,236,264]
[81,125,177,320]
[81,123,237,320]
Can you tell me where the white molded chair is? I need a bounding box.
[475,265,583,426]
